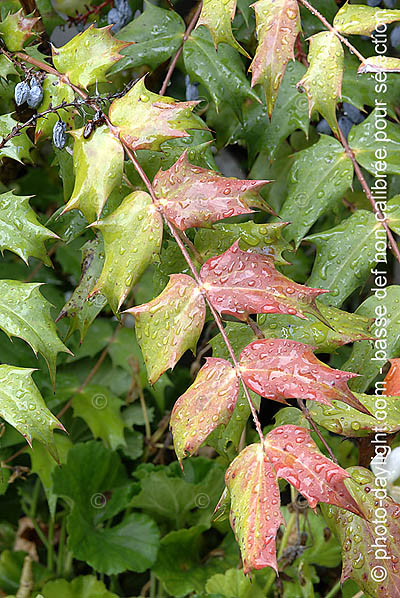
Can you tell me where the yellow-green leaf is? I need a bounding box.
[52,25,130,88]
[196,0,249,57]
[250,0,300,116]
[90,191,163,314]
[334,1,400,36]
[0,114,33,164]
[34,74,75,143]
[108,77,205,151]
[0,9,38,51]
[63,126,124,222]
[358,55,400,73]
[297,31,344,136]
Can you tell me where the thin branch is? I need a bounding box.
[66,0,113,26]
[297,0,366,63]
[159,2,203,96]
[338,126,400,264]
[297,399,338,464]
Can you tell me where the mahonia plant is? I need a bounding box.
[1,0,400,597]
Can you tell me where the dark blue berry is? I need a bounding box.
[342,102,365,124]
[391,25,400,48]
[53,121,67,150]
[338,115,353,140]
[367,0,381,6]
[316,119,332,135]
[383,0,397,7]
[185,75,199,101]
[14,81,30,106]
[27,77,43,109]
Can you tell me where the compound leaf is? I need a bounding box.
[63,125,124,223]
[0,280,70,385]
[196,0,248,57]
[127,274,206,384]
[52,25,129,88]
[239,339,368,412]
[250,0,300,115]
[90,191,163,314]
[109,77,204,151]
[334,2,400,36]
[153,151,270,230]
[297,31,344,136]
[170,357,239,461]
[200,241,328,322]
[0,191,58,266]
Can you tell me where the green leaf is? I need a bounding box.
[41,576,118,598]
[0,114,33,164]
[205,568,265,598]
[297,31,344,136]
[0,191,58,266]
[52,440,160,574]
[109,77,205,151]
[343,286,400,392]
[0,9,38,51]
[308,392,400,437]
[387,194,400,235]
[63,125,124,223]
[57,238,107,341]
[0,365,64,458]
[29,435,72,516]
[358,55,400,73]
[0,54,17,79]
[71,384,127,450]
[52,25,129,88]
[250,0,300,115]
[278,136,353,246]
[306,210,380,307]
[34,74,75,142]
[334,2,400,36]
[90,191,163,314]
[0,280,70,384]
[194,221,292,266]
[348,110,400,175]
[128,274,205,384]
[111,1,185,73]
[196,0,249,57]
[183,27,260,119]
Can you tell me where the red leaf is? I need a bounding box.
[385,358,400,396]
[170,357,239,461]
[224,442,284,574]
[239,338,369,413]
[265,425,362,515]
[200,241,328,322]
[153,152,271,230]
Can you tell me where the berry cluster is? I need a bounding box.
[14,77,43,109]
[107,0,132,33]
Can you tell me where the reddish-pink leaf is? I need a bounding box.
[170,357,239,461]
[239,339,369,413]
[385,358,400,396]
[200,241,328,322]
[265,426,362,515]
[224,442,284,574]
[153,152,271,230]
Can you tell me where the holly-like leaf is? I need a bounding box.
[62,126,124,223]
[109,77,204,152]
[127,274,206,384]
[0,54,17,79]
[250,0,301,116]
[333,2,400,36]
[308,391,400,437]
[278,136,353,246]
[52,25,130,88]
[200,241,328,322]
[0,365,65,458]
[306,210,380,308]
[0,114,33,164]
[34,75,75,143]
[224,442,284,574]
[239,339,368,412]
[153,152,270,230]
[196,0,249,57]
[385,359,400,396]
[0,191,58,266]
[322,467,400,598]
[170,357,239,461]
[0,9,38,51]
[343,286,400,392]
[57,239,106,341]
[358,56,400,73]
[90,191,163,314]
[183,27,260,119]
[111,1,185,73]
[297,31,344,136]
[0,280,70,385]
